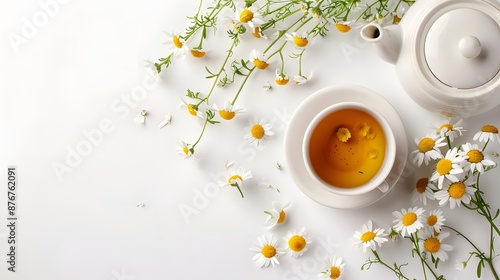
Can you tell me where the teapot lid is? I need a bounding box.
[424,8,500,89]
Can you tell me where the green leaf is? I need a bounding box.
[477,259,484,278]
[493,208,500,220]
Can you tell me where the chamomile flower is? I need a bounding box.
[412,177,436,206]
[391,4,407,24]
[410,133,446,166]
[163,31,189,57]
[177,141,194,158]
[189,47,209,58]
[249,49,270,70]
[283,227,312,258]
[426,209,446,233]
[309,7,323,20]
[336,127,351,142]
[352,220,388,252]
[419,229,454,262]
[251,26,267,39]
[134,109,147,124]
[244,118,275,146]
[473,124,500,143]
[234,3,264,29]
[455,260,467,270]
[286,31,313,49]
[263,81,273,91]
[143,59,161,75]
[218,167,252,198]
[335,21,352,33]
[429,147,465,189]
[392,207,425,237]
[434,180,476,209]
[294,71,313,85]
[249,235,285,268]
[179,98,203,118]
[212,102,246,121]
[264,201,291,228]
[460,142,496,174]
[318,256,345,279]
[436,118,465,143]
[275,69,289,86]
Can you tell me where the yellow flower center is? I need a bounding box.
[481,124,499,134]
[251,124,265,139]
[436,159,452,175]
[427,215,438,227]
[467,149,484,163]
[173,35,183,49]
[358,123,370,137]
[439,123,453,132]
[360,231,376,242]
[424,237,441,254]
[219,110,236,120]
[402,212,417,226]
[416,177,429,194]
[329,266,341,279]
[261,245,277,258]
[239,9,254,23]
[190,49,206,58]
[335,23,351,33]
[275,77,289,86]
[187,104,198,116]
[336,127,351,142]
[288,235,306,252]
[252,27,261,38]
[277,210,286,224]
[418,137,435,153]
[448,181,466,199]
[182,146,189,155]
[393,15,402,24]
[293,36,309,48]
[253,59,269,70]
[228,175,243,184]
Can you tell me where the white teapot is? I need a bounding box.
[360,0,500,118]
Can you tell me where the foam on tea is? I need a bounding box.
[308,108,386,188]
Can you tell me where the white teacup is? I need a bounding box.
[302,102,396,196]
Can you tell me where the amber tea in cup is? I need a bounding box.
[303,102,395,196]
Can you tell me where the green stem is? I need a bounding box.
[230,13,308,106]
[371,250,410,280]
[230,67,255,106]
[483,139,490,151]
[342,0,358,21]
[183,0,228,41]
[411,233,428,280]
[473,174,500,236]
[297,49,305,76]
[412,233,443,280]
[260,7,302,31]
[192,116,210,148]
[263,13,308,54]
[444,225,499,280]
[446,135,452,149]
[203,34,239,105]
[234,183,244,198]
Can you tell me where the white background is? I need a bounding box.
[1,0,499,279]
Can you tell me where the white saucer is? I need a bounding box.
[284,85,408,209]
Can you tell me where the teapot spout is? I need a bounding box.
[360,23,402,65]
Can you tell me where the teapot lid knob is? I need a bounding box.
[459,35,482,59]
